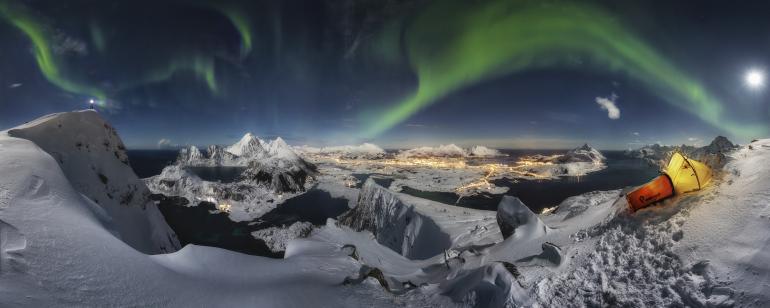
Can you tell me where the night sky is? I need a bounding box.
[1,0,769,149]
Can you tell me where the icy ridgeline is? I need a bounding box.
[3,110,179,253]
[146,133,317,221]
[626,136,738,168]
[338,179,502,260]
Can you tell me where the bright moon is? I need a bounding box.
[745,69,765,89]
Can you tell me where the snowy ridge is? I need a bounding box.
[338,179,501,260]
[4,110,179,254]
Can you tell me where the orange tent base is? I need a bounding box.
[626,174,674,212]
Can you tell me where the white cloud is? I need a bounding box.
[595,95,620,120]
[688,137,699,142]
[633,132,640,136]
[157,138,173,149]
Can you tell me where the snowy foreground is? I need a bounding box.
[1,110,769,307]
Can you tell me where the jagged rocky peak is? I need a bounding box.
[704,136,736,153]
[178,145,203,163]
[238,138,317,193]
[207,145,238,164]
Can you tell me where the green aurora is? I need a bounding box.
[0,1,107,101]
[361,1,767,139]
[0,1,223,105]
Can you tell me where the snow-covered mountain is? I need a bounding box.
[556,143,605,164]
[146,133,317,221]
[225,132,264,157]
[3,110,179,253]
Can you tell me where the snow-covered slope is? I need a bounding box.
[225,132,264,157]
[338,179,501,260]
[4,110,178,254]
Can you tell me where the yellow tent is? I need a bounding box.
[626,152,712,211]
[664,152,712,194]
